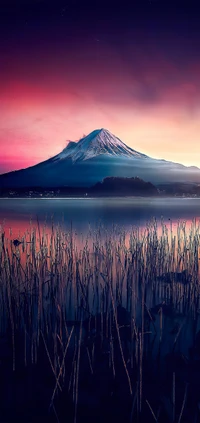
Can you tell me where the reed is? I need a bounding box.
[0,217,199,422]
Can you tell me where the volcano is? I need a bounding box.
[56,128,148,161]
[0,128,200,188]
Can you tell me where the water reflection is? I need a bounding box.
[1,197,200,236]
[0,198,200,357]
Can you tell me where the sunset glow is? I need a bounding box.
[1,1,200,173]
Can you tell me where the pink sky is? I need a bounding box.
[1,9,200,173]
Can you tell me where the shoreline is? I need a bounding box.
[0,195,200,200]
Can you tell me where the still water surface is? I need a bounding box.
[0,197,200,235]
[0,197,200,359]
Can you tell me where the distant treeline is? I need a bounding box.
[0,177,158,197]
[0,176,200,197]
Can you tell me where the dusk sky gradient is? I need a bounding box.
[1,0,200,173]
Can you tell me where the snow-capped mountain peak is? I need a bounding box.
[57,128,148,162]
[1,128,200,189]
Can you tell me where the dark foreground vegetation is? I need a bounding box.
[0,218,200,422]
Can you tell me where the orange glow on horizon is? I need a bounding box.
[1,48,200,173]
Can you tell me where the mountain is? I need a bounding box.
[0,128,200,188]
[56,128,148,161]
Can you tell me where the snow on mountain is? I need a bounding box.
[56,128,148,162]
[1,127,200,188]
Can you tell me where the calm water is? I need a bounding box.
[0,197,200,374]
[1,203,200,421]
[0,197,200,235]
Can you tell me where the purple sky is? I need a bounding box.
[1,0,200,173]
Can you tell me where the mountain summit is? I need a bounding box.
[0,128,200,188]
[56,128,148,162]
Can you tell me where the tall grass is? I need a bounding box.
[0,217,200,422]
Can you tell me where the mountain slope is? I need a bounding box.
[56,128,148,161]
[0,128,200,188]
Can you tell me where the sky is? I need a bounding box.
[1,0,200,173]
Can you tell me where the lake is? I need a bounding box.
[1,195,199,326]
[0,197,200,235]
[0,197,200,422]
